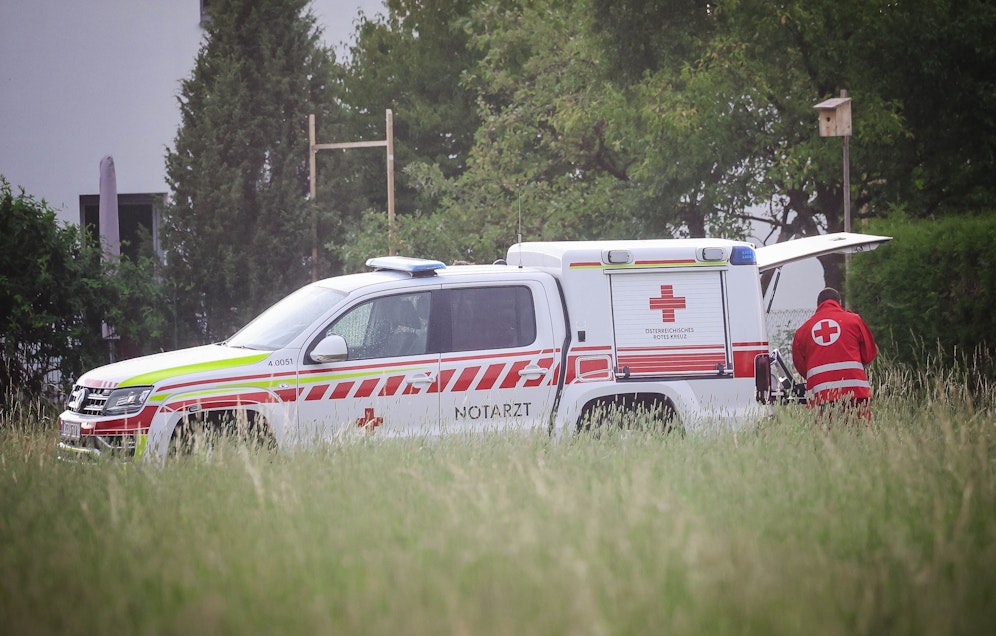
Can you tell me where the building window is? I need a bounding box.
[79,193,164,261]
[200,0,212,26]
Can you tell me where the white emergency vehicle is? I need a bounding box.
[58,232,890,460]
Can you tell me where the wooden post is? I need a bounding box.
[386,109,396,255]
[840,90,851,235]
[308,109,397,281]
[813,89,854,298]
[309,114,318,282]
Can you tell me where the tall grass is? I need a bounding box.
[1,358,993,635]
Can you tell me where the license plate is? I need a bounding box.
[61,419,80,440]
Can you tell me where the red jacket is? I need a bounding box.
[791,299,877,404]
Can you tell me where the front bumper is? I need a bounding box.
[58,413,149,462]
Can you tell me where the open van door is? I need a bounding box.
[755,232,892,273]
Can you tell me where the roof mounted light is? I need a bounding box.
[698,247,727,262]
[730,245,757,265]
[602,249,633,265]
[365,256,446,277]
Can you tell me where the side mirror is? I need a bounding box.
[309,334,348,364]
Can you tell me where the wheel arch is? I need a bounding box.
[148,387,286,457]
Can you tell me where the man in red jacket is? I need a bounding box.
[792,287,878,422]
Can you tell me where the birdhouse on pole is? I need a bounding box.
[814,96,852,137]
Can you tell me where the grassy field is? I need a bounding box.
[1,359,994,635]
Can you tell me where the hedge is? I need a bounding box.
[848,213,995,368]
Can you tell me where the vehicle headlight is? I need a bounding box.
[103,386,153,416]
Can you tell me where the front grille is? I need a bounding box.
[66,386,112,415]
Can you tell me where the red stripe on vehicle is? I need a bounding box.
[306,384,329,401]
[634,259,696,265]
[275,388,300,401]
[160,369,297,393]
[617,355,727,373]
[379,375,405,397]
[500,360,530,389]
[616,344,726,353]
[83,404,158,434]
[442,349,547,364]
[355,378,379,398]
[523,357,554,387]
[429,369,456,394]
[451,367,480,392]
[330,381,354,400]
[733,348,768,378]
[476,363,506,390]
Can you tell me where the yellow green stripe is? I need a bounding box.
[122,353,270,387]
[134,434,148,460]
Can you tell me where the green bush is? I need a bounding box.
[0,177,168,401]
[0,177,109,398]
[849,212,995,373]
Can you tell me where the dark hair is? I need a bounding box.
[817,287,842,305]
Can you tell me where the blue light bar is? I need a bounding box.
[365,256,447,276]
[730,245,757,265]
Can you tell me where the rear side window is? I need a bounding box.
[445,286,536,352]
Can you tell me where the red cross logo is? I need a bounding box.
[811,319,841,346]
[355,407,384,432]
[649,285,687,323]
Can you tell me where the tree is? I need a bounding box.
[327,0,497,266]
[164,0,340,344]
[1,177,108,397]
[335,0,996,286]
[341,0,670,266]
[0,177,171,399]
[591,0,994,288]
[864,0,996,215]
[849,213,995,377]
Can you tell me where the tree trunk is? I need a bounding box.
[819,252,845,297]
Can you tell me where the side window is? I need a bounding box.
[326,292,430,360]
[448,286,536,352]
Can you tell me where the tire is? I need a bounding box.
[578,395,678,436]
[169,410,275,457]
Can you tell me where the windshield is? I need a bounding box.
[225,285,347,350]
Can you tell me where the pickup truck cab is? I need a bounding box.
[57,233,890,460]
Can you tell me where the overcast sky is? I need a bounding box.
[310,0,385,54]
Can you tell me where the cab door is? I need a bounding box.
[433,282,558,433]
[296,290,440,441]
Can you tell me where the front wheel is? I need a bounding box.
[169,410,275,457]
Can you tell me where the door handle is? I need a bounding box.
[405,372,436,386]
[518,364,549,380]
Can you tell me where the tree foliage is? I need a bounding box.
[0,177,106,396]
[335,0,994,289]
[163,0,340,343]
[158,0,995,327]
[849,212,996,368]
[0,177,165,398]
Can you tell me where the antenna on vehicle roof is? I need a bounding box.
[517,192,523,268]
